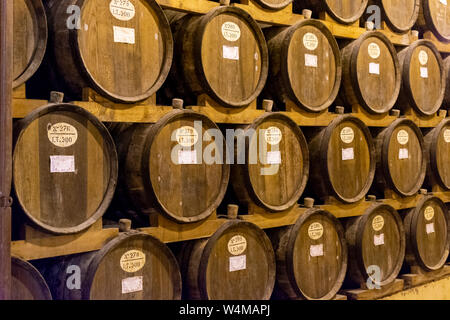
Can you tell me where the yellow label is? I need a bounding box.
[340,127,355,144]
[372,215,385,231]
[175,126,199,147]
[424,206,435,221]
[397,129,409,145]
[222,22,241,42]
[443,129,450,143]
[368,42,381,59]
[264,127,282,145]
[47,122,78,148]
[308,222,324,240]
[120,250,146,273]
[109,0,135,21]
[303,33,319,51]
[228,235,247,255]
[418,50,429,65]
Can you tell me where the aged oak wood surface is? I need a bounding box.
[293,0,369,24]
[367,0,420,34]
[11,256,52,300]
[416,0,450,43]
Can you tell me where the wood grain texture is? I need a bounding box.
[397,40,445,116]
[293,0,368,24]
[12,104,118,234]
[445,56,450,107]
[35,232,182,300]
[250,0,293,10]
[49,0,173,103]
[13,0,47,88]
[164,6,268,108]
[416,0,450,43]
[402,196,450,272]
[264,19,341,112]
[366,0,420,34]
[341,31,401,114]
[424,119,450,190]
[269,208,347,300]
[11,256,52,300]
[345,203,405,288]
[178,220,276,300]
[230,112,309,212]
[307,115,375,203]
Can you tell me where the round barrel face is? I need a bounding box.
[11,257,52,300]
[381,0,418,32]
[287,24,338,110]
[356,37,398,112]
[77,0,168,99]
[413,199,449,269]
[327,120,372,202]
[89,234,180,299]
[387,124,423,195]
[200,13,263,106]
[254,0,292,9]
[13,109,116,232]
[148,115,228,221]
[326,0,367,22]
[425,0,450,41]
[361,207,403,283]
[407,45,443,114]
[204,223,275,299]
[247,117,307,209]
[435,122,450,188]
[291,213,345,299]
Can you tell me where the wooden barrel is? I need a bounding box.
[307,115,375,203]
[372,119,426,197]
[403,196,450,271]
[445,56,450,107]
[165,6,268,108]
[11,256,52,300]
[340,31,401,114]
[230,112,309,212]
[424,119,450,190]
[12,103,118,234]
[115,109,230,224]
[263,19,342,112]
[416,0,450,43]
[396,40,445,116]
[36,232,181,300]
[269,208,347,300]
[178,220,275,300]
[293,0,369,24]
[345,203,405,287]
[366,0,420,34]
[13,0,47,88]
[252,0,293,10]
[49,0,173,103]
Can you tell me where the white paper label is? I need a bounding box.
[222,22,241,42]
[229,255,246,272]
[369,62,380,75]
[50,156,75,173]
[305,54,318,67]
[267,151,281,165]
[310,244,324,257]
[303,32,319,50]
[223,45,239,60]
[109,0,135,21]
[418,50,429,65]
[374,233,385,246]
[342,148,354,161]
[178,150,197,165]
[176,126,198,147]
[426,223,435,234]
[368,43,381,59]
[122,276,143,294]
[340,127,354,144]
[397,130,409,145]
[439,0,447,5]
[443,129,450,143]
[47,123,78,148]
[113,26,135,44]
[265,127,282,145]
[399,148,409,160]
[420,67,428,78]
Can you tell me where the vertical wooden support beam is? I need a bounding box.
[0,0,13,300]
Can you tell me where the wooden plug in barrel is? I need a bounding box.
[424,119,450,190]
[345,203,405,288]
[115,107,230,224]
[403,196,450,272]
[13,0,47,88]
[269,208,347,300]
[13,103,118,234]
[445,56,450,107]
[293,0,369,24]
[251,0,293,10]
[49,0,173,103]
[165,6,268,108]
[179,220,275,300]
[372,119,426,197]
[416,0,450,43]
[340,31,401,114]
[36,232,181,300]
[396,40,445,116]
[365,0,420,34]
[263,19,342,112]
[11,257,52,300]
[307,115,375,204]
[231,111,309,212]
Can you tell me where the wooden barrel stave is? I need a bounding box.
[424,119,450,190]
[293,0,369,24]
[11,256,52,300]
[251,0,293,10]
[444,57,450,108]
[416,0,450,43]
